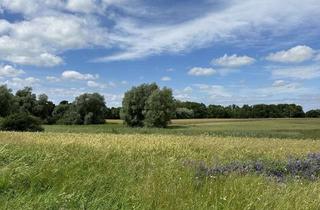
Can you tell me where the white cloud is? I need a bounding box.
[212,54,255,67]
[266,45,315,63]
[46,76,61,82]
[87,80,107,89]
[272,65,320,80]
[188,67,216,76]
[272,80,286,87]
[62,70,98,80]
[161,76,171,81]
[96,0,320,61]
[257,81,307,95]
[4,77,40,88]
[0,13,108,66]
[0,0,320,64]
[0,65,24,77]
[66,0,98,13]
[193,84,232,99]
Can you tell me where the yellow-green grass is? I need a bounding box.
[45,118,320,140]
[1,132,320,209]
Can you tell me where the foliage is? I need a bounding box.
[33,94,55,124]
[0,113,44,132]
[52,101,71,123]
[74,93,107,124]
[56,105,82,125]
[143,88,175,128]
[105,107,121,119]
[175,102,307,119]
[0,85,14,117]
[306,109,320,118]
[14,87,37,114]
[121,83,174,127]
[174,107,194,119]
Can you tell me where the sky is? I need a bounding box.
[0,0,319,110]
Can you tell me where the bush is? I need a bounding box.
[0,113,44,132]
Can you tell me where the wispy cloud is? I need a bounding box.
[2,0,318,65]
[271,65,320,80]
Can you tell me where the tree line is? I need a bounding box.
[0,84,319,131]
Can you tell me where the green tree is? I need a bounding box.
[121,83,158,127]
[14,87,37,114]
[33,94,55,123]
[52,101,71,123]
[0,85,14,117]
[74,93,107,124]
[306,109,320,118]
[57,105,82,125]
[144,88,174,127]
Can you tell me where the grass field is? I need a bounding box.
[45,118,320,139]
[1,118,320,209]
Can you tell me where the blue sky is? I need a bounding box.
[0,0,320,110]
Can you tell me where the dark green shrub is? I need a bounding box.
[0,113,44,132]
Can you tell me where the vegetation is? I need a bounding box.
[0,113,43,132]
[174,102,306,119]
[306,109,320,118]
[44,118,320,140]
[121,83,174,128]
[1,129,320,209]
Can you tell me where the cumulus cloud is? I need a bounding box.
[161,76,171,81]
[188,67,216,76]
[62,70,98,80]
[212,54,255,67]
[0,65,24,77]
[266,45,315,63]
[0,13,108,66]
[272,65,320,80]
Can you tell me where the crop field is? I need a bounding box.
[1,118,320,209]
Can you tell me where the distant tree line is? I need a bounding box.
[0,83,319,131]
[173,102,309,119]
[105,101,320,120]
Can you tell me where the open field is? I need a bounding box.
[1,118,320,209]
[45,118,320,139]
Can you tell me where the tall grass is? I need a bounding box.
[1,132,320,209]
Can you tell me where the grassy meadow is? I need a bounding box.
[1,118,320,209]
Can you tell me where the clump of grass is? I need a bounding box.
[191,153,320,181]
